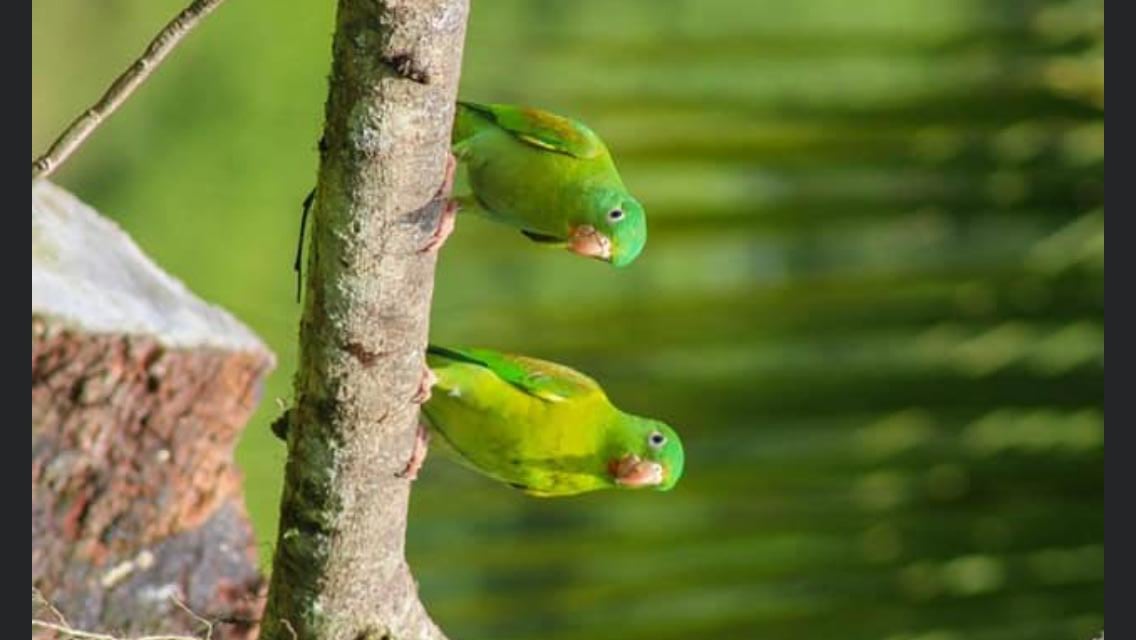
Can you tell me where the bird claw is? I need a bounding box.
[397,421,431,481]
[436,151,457,198]
[418,152,460,254]
[418,199,459,254]
[411,365,437,404]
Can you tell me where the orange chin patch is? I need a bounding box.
[568,225,612,261]
[609,454,665,488]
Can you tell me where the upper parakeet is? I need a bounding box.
[419,345,684,497]
[291,101,647,301]
[449,101,648,267]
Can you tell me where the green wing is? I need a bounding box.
[520,230,568,245]
[427,345,602,403]
[456,101,604,159]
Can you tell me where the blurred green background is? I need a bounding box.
[33,0,1103,638]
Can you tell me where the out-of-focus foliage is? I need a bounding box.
[33,0,1103,638]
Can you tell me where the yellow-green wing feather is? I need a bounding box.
[456,101,605,159]
[427,345,602,402]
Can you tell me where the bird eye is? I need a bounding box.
[608,209,624,222]
[648,432,666,448]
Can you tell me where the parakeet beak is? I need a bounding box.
[609,454,665,488]
[568,225,613,262]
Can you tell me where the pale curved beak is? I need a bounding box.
[568,225,613,262]
[609,454,665,488]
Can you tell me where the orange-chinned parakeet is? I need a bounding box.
[416,345,684,497]
[294,102,647,299]
[436,101,648,267]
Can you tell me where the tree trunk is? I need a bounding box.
[31,181,272,639]
[258,1,468,639]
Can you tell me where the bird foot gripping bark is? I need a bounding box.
[401,358,436,480]
[397,421,431,481]
[412,365,437,404]
[419,152,459,254]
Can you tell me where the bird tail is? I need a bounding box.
[452,101,496,147]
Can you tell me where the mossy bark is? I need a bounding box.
[258,1,468,639]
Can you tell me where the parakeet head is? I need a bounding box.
[607,415,685,492]
[568,190,647,268]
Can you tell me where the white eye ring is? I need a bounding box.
[608,209,624,222]
[648,432,666,448]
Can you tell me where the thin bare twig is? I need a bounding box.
[32,589,221,640]
[32,588,70,627]
[31,619,202,640]
[30,0,228,180]
[170,595,215,640]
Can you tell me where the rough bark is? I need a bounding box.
[258,1,468,639]
[31,181,274,638]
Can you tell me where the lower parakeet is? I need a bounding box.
[415,344,684,497]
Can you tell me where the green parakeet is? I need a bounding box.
[292,102,647,300]
[419,345,684,497]
[448,101,648,267]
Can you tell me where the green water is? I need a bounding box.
[33,0,1102,638]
